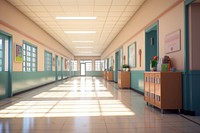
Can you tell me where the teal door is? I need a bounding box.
[0,33,12,99]
[145,22,158,71]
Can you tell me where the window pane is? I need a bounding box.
[23,43,37,72]
[44,51,52,71]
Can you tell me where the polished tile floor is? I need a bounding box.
[0,77,200,133]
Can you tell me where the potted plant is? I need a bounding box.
[122,64,130,71]
[150,56,157,71]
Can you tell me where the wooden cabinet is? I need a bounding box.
[107,71,113,81]
[104,71,107,80]
[144,72,182,112]
[118,71,130,89]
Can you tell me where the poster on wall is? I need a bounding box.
[128,42,136,68]
[165,29,181,54]
[15,44,23,62]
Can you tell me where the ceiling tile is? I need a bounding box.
[45,6,63,12]
[28,6,46,12]
[125,6,139,12]
[20,0,42,6]
[95,0,112,6]
[110,6,126,12]
[7,0,24,5]
[16,5,31,12]
[59,0,77,6]
[7,0,145,56]
[78,6,94,12]
[40,0,60,6]
[129,0,145,6]
[108,11,122,17]
[112,0,129,6]
[94,6,109,12]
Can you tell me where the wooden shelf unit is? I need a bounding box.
[144,72,182,112]
[107,71,113,81]
[118,71,130,89]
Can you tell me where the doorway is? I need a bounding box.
[145,22,159,71]
[80,63,86,76]
[0,32,12,99]
[55,55,58,81]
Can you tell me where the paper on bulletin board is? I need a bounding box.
[165,30,181,54]
[15,44,23,62]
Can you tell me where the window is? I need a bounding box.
[72,60,77,71]
[101,60,105,71]
[23,41,37,72]
[0,39,3,71]
[44,51,52,71]
[80,60,92,71]
[86,61,92,71]
[95,60,101,71]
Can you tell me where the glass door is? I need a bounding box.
[0,33,11,99]
[80,63,86,76]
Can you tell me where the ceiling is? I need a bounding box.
[7,0,145,56]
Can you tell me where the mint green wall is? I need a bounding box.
[12,71,55,94]
[130,70,144,93]
[73,71,100,76]
[86,71,100,76]
[0,72,8,99]
[74,71,80,76]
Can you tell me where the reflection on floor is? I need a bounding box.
[0,77,200,133]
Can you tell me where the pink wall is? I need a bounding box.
[101,0,185,71]
[0,0,74,71]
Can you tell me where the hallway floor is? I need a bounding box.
[0,77,200,133]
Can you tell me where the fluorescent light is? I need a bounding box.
[72,41,94,43]
[65,31,96,34]
[56,17,96,20]
[75,47,93,49]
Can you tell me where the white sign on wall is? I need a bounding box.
[165,29,181,54]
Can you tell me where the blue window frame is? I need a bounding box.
[23,41,37,72]
[44,51,52,71]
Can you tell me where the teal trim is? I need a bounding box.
[12,71,55,94]
[145,21,159,71]
[185,0,196,5]
[145,21,159,32]
[130,70,145,93]
[0,30,13,98]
